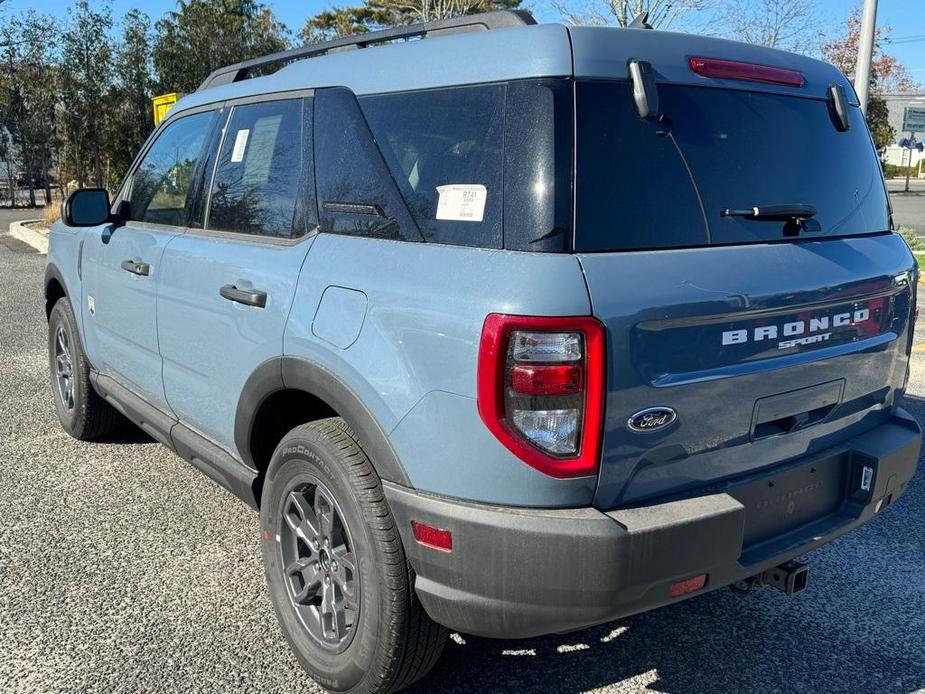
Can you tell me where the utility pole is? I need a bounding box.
[855,0,878,114]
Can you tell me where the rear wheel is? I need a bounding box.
[47,297,121,440]
[261,418,446,693]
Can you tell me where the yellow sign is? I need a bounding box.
[152,93,181,126]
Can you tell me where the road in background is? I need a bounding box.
[0,207,43,229]
[887,180,924,238]
[1,228,925,694]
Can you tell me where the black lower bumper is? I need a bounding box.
[384,409,921,639]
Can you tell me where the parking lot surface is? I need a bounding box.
[1,232,924,694]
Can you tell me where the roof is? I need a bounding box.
[173,14,856,114]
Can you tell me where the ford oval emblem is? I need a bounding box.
[627,407,677,433]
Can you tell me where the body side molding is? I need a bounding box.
[92,370,259,508]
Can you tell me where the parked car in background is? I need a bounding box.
[15,171,46,188]
[44,10,921,694]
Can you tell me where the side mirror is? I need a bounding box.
[61,188,114,227]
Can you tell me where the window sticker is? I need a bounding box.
[230,128,250,163]
[435,184,487,222]
[242,115,281,184]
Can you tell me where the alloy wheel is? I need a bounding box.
[279,477,360,651]
[54,325,75,411]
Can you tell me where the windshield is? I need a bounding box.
[575,81,890,251]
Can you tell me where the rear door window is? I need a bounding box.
[575,81,890,251]
[207,98,305,239]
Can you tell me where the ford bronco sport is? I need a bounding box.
[45,10,921,693]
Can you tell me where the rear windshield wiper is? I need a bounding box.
[721,204,820,236]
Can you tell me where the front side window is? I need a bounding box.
[207,99,305,239]
[128,111,214,226]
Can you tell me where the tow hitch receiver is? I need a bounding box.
[760,560,809,595]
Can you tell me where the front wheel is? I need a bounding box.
[47,297,121,440]
[260,418,446,693]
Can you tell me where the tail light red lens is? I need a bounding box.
[510,364,583,396]
[477,314,605,478]
[688,57,805,88]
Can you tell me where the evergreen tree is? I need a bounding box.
[60,0,113,187]
[105,10,155,189]
[154,0,289,94]
[300,0,521,43]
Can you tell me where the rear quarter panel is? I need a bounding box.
[285,233,596,507]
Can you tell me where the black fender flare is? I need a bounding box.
[44,262,68,314]
[234,356,412,487]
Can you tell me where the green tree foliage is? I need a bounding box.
[1,12,59,204]
[866,95,895,157]
[300,0,521,43]
[60,0,113,187]
[154,0,289,93]
[105,10,155,189]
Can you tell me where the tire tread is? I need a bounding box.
[49,298,121,441]
[280,417,446,693]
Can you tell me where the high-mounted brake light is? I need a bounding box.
[688,57,805,88]
[477,314,605,478]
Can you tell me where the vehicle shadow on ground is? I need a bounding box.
[409,396,925,694]
[94,422,158,446]
[413,594,922,693]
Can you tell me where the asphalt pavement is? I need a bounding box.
[2,223,925,694]
[888,181,925,237]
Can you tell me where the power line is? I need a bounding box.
[889,35,925,45]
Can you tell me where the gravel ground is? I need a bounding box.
[2,232,924,694]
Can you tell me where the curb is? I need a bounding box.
[8,219,48,254]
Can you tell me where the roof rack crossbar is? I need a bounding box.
[197,10,536,92]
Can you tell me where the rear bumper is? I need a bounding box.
[384,409,921,639]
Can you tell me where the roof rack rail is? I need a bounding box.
[197,10,537,92]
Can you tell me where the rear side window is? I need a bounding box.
[575,81,890,251]
[360,85,504,249]
[314,81,571,251]
[207,99,304,239]
[315,87,422,242]
[128,111,214,226]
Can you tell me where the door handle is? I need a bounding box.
[220,284,267,308]
[121,259,150,276]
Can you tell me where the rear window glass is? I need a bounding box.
[576,81,890,251]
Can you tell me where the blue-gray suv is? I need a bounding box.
[45,11,921,693]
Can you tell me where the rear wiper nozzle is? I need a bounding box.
[721,204,817,221]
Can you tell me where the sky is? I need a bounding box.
[0,0,923,79]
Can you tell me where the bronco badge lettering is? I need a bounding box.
[722,308,870,348]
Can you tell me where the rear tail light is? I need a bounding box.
[688,57,805,88]
[477,314,605,478]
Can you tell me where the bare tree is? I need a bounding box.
[716,0,818,51]
[552,0,710,30]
